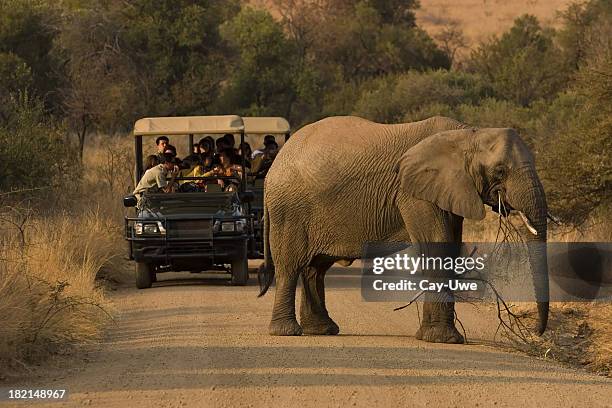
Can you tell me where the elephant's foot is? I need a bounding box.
[415,324,464,344]
[300,315,340,335]
[269,318,303,336]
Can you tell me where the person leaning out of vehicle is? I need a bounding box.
[133,153,178,208]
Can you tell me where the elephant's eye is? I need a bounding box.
[493,165,507,179]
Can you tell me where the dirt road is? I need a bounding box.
[6,264,611,408]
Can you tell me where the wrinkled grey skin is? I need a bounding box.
[258,116,549,343]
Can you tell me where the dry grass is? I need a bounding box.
[464,209,612,376]
[0,135,134,374]
[0,211,116,370]
[416,0,572,55]
[253,0,572,63]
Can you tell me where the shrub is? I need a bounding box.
[468,15,568,106]
[0,210,116,368]
[0,93,80,192]
[457,98,535,136]
[353,69,489,123]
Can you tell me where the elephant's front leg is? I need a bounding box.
[269,267,303,336]
[299,259,339,335]
[401,200,465,344]
[415,291,464,344]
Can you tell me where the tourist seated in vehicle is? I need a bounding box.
[238,142,252,169]
[252,135,276,159]
[155,136,169,161]
[133,153,178,207]
[163,144,189,170]
[177,155,216,192]
[251,139,279,176]
[199,137,214,158]
[203,148,243,192]
[182,143,203,169]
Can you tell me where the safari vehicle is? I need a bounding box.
[123,115,254,288]
[242,117,290,258]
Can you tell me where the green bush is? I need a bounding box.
[457,98,535,136]
[0,93,79,192]
[468,15,568,106]
[353,70,489,123]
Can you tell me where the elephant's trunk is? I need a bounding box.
[505,167,549,335]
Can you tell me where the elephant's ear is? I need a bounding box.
[396,131,485,220]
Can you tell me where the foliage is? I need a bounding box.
[536,30,612,223]
[0,93,79,192]
[353,70,490,123]
[467,15,568,106]
[0,0,61,109]
[0,0,609,224]
[219,7,296,117]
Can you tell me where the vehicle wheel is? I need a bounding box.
[136,262,153,289]
[231,245,249,286]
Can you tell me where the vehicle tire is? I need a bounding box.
[231,244,249,286]
[136,262,153,289]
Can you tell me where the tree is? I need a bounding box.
[0,0,61,110]
[55,0,240,157]
[219,7,297,117]
[537,9,612,224]
[468,15,568,106]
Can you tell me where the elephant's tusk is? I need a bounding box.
[518,211,538,236]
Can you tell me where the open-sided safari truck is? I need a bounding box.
[123,115,254,288]
[243,117,290,258]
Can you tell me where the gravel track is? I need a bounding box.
[5,264,610,408]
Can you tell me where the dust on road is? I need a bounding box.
[6,265,611,408]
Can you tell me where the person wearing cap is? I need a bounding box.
[133,153,178,205]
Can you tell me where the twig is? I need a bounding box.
[393,289,425,311]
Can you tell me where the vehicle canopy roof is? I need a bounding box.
[242,117,290,149]
[133,115,244,136]
[242,117,290,134]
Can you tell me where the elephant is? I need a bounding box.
[257,115,549,344]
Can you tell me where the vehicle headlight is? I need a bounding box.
[143,224,158,234]
[134,221,166,235]
[235,220,246,232]
[221,222,235,232]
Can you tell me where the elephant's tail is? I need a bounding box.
[257,199,274,297]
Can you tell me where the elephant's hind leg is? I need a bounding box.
[269,264,303,336]
[299,257,339,335]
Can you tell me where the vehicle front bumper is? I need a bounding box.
[125,216,252,265]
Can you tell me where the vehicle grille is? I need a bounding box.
[167,220,213,239]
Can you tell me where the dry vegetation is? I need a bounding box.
[416,0,571,60]
[0,137,133,373]
[464,212,612,376]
